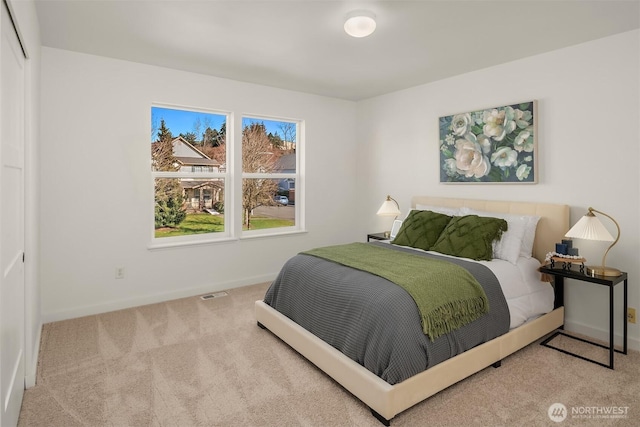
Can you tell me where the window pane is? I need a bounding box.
[155,178,225,238]
[151,106,227,172]
[242,118,296,173]
[242,178,295,231]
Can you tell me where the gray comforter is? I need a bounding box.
[263,242,510,385]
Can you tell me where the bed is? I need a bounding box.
[255,196,569,424]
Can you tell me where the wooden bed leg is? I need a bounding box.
[257,322,266,329]
[492,360,502,368]
[371,409,391,426]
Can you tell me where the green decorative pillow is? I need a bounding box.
[391,210,452,251]
[430,215,508,261]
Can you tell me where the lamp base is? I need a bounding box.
[586,266,622,277]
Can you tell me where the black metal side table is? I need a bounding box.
[539,266,628,369]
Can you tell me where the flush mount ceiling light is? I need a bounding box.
[344,10,376,38]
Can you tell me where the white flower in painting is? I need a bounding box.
[451,113,473,136]
[491,146,518,168]
[523,155,532,162]
[514,109,533,129]
[444,158,458,176]
[483,107,516,141]
[461,131,491,154]
[445,133,455,145]
[454,138,491,178]
[514,127,534,152]
[477,134,492,154]
[516,164,532,180]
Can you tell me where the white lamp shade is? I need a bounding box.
[565,214,615,242]
[377,199,400,217]
[344,11,376,38]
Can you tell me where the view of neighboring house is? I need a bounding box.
[171,136,224,212]
[274,152,296,204]
[172,136,220,172]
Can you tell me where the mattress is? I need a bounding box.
[264,242,512,384]
[483,256,554,328]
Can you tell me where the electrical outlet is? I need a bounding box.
[628,308,636,324]
[115,267,125,279]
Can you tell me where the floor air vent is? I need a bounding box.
[200,291,228,300]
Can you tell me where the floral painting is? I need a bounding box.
[439,101,537,183]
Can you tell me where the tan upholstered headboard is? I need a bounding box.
[411,196,570,263]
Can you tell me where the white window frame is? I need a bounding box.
[240,115,304,239]
[149,105,233,249]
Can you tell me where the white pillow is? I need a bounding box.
[520,215,540,258]
[390,219,403,239]
[414,204,460,216]
[459,207,528,264]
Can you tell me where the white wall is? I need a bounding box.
[40,48,359,322]
[357,30,640,349]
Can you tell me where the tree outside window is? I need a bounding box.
[242,117,298,233]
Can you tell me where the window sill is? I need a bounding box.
[148,229,308,249]
[148,236,238,250]
[240,229,307,240]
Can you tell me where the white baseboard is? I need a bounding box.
[41,273,277,324]
[564,319,640,352]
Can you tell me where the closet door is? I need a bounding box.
[0,0,26,425]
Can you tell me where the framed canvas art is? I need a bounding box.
[439,101,537,184]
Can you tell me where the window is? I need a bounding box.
[151,106,228,242]
[150,106,302,245]
[241,116,300,235]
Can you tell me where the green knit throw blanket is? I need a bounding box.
[302,243,489,341]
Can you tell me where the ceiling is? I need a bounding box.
[34,0,640,101]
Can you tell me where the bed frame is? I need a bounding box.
[255,197,569,425]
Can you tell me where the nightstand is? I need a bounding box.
[367,232,389,242]
[539,266,628,369]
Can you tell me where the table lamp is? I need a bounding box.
[564,207,621,277]
[376,195,401,238]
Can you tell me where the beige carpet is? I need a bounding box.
[19,282,639,426]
